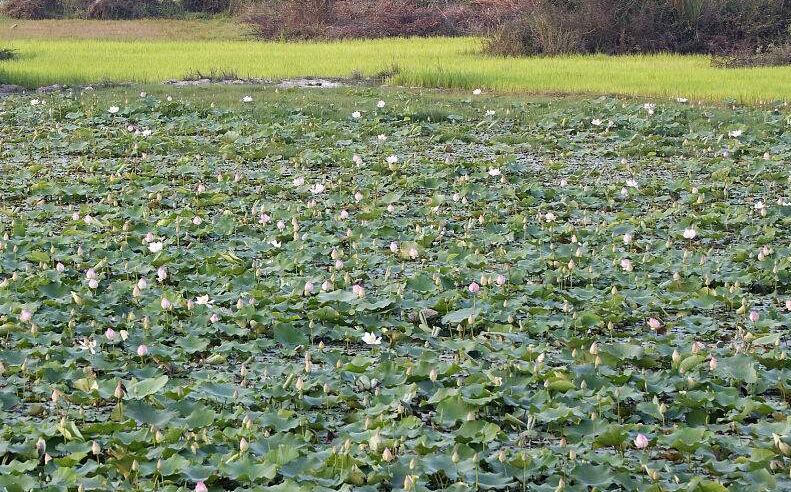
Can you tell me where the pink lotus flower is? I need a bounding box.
[210,313,220,324]
[634,433,649,449]
[195,481,208,492]
[137,344,148,356]
[137,278,148,290]
[495,274,506,286]
[786,299,791,311]
[620,258,633,272]
[339,210,349,220]
[647,318,662,330]
[157,266,167,282]
[192,216,203,226]
[160,298,172,310]
[749,310,759,322]
[321,280,332,291]
[709,357,718,370]
[259,213,271,225]
[88,279,99,289]
[304,282,315,294]
[389,241,399,253]
[56,262,65,273]
[20,309,33,323]
[468,282,480,294]
[105,328,117,340]
[352,284,365,298]
[86,268,97,280]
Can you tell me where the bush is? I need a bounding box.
[484,0,791,57]
[245,0,520,40]
[0,0,64,18]
[182,0,230,13]
[713,41,791,68]
[0,47,17,60]
[85,0,178,19]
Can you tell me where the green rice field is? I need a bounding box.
[2,36,791,102]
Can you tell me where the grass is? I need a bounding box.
[0,22,790,102]
[0,16,250,41]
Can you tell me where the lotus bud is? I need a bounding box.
[114,381,125,399]
[382,447,394,462]
[429,368,438,382]
[239,437,249,452]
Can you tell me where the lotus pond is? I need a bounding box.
[0,89,789,492]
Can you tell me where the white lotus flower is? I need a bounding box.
[148,242,163,253]
[591,119,602,126]
[352,111,362,119]
[108,106,120,114]
[488,168,501,176]
[377,134,387,142]
[362,332,382,345]
[625,178,638,188]
[472,89,482,95]
[386,155,399,165]
[486,110,496,117]
[293,176,304,187]
[676,97,688,104]
[310,183,325,194]
[352,154,363,166]
[242,96,253,103]
[683,227,697,240]
[728,129,743,138]
[195,295,212,305]
[192,216,203,225]
[377,100,386,108]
